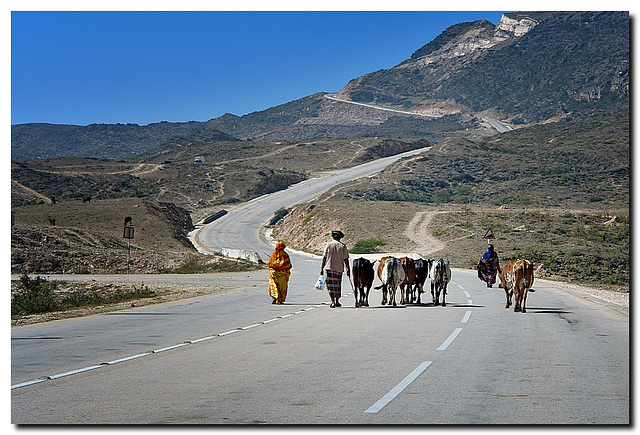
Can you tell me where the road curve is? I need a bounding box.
[191,146,432,262]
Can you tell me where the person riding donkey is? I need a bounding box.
[477,243,501,288]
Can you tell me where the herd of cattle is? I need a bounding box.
[351,256,534,313]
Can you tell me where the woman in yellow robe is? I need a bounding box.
[268,241,292,304]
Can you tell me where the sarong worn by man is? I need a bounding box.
[324,270,343,301]
[268,242,292,304]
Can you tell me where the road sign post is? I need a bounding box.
[123,226,134,274]
[483,228,496,243]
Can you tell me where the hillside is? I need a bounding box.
[271,116,629,287]
[11,121,239,160]
[10,11,629,160]
[335,115,629,209]
[11,137,429,212]
[203,93,489,143]
[11,198,196,274]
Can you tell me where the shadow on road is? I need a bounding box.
[530,307,571,314]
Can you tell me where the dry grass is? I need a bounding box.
[273,198,629,288]
[10,280,227,326]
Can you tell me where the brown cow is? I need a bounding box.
[352,257,375,308]
[500,259,534,313]
[399,257,416,305]
[48,216,56,226]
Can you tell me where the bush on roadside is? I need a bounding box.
[11,276,158,318]
[350,238,387,254]
[167,255,263,274]
[11,274,59,316]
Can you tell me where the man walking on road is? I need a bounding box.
[320,230,350,308]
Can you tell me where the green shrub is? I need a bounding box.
[433,189,453,203]
[169,257,262,274]
[303,212,317,226]
[11,274,59,316]
[350,238,387,254]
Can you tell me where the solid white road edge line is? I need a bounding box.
[103,352,153,365]
[48,365,105,379]
[11,379,46,389]
[365,361,433,414]
[153,343,190,353]
[11,303,323,390]
[437,328,463,351]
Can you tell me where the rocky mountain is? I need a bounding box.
[11,11,629,160]
[204,11,629,139]
[336,12,629,124]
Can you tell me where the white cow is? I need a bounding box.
[430,259,451,306]
[375,257,406,307]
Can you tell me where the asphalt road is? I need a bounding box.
[11,148,629,424]
[483,118,513,133]
[12,268,629,424]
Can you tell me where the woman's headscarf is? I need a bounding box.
[482,244,495,261]
[269,241,292,271]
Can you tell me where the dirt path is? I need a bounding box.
[404,210,474,256]
[12,180,53,203]
[402,209,628,314]
[404,211,445,255]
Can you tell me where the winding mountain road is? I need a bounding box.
[191,146,432,261]
[11,147,629,424]
[325,93,438,118]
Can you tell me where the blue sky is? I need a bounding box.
[11,11,509,126]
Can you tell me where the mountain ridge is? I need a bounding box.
[11,11,629,160]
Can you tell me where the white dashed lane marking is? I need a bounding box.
[365,277,477,413]
[365,361,433,414]
[437,328,463,351]
[461,310,472,324]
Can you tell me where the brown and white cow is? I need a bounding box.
[499,260,517,309]
[352,257,375,308]
[375,256,405,307]
[500,259,534,313]
[399,257,416,305]
[412,258,433,304]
